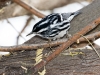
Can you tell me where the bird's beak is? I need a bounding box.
[26,32,33,36]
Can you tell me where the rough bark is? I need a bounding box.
[0,0,100,75]
[70,0,100,35]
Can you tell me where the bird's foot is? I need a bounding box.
[47,39,53,50]
[66,32,72,39]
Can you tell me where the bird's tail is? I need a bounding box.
[67,10,81,21]
[73,10,81,16]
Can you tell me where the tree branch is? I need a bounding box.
[27,16,100,74]
[12,0,45,18]
[0,31,100,52]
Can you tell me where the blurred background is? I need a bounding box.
[0,0,92,47]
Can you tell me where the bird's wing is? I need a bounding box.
[40,18,69,37]
[48,21,70,38]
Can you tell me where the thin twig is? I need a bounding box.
[0,39,66,52]
[92,43,100,49]
[17,16,33,44]
[0,31,100,52]
[78,31,100,42]
[6,19,26,41]
[79,34,100,58]
[73,31,100,48]
[28,17,100,74]
[12,0,45,18]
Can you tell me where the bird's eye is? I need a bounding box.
[71,13,74,15]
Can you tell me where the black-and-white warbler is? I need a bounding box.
[26,11,81,40]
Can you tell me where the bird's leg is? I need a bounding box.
[48,39,53,50]
[66,33,82,56]
[66,31,71,39]
[66,31,73,55]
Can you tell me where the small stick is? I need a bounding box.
[0,31,100,52]
[12,0,45,18]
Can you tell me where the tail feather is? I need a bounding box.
[67,10,81,21]
[61,10,81,21]
[74,10,81,16]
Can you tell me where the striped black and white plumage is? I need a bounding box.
[26,11,81,40]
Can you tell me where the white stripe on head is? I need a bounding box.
[38,27,48,33]
[39,20,49,26]
[59,13,63,21]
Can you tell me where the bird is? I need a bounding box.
[26,10,81,41]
